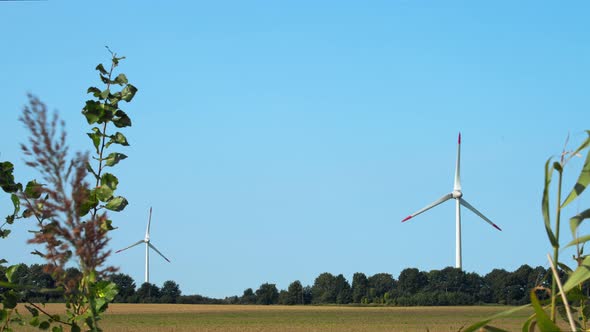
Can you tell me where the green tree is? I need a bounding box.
[240,288,257,304]
[484,268,510,304]
[136,283,160,303]
[351,272,368,303]
[26,264,56,302]
[335,274,352,304]
[311,272,337,304]
[286,280,304,305]
[255,283,279,305]
[368,273,396,302]
[398,268,427,296]
[278,290,289,305]
[160,280,181,303]
[109,273,136,303]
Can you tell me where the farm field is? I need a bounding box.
[14,303,549,331]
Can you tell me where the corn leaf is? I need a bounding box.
[562,139,590,208]
[529,289,560,331]
[542,158,558,246]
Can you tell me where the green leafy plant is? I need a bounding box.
[464,131,590,331]
[0,50,137,332]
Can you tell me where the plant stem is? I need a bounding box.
[27,302,73,327]
[91,61,113,217]
[547,253,576,331]
[550,169,563,322]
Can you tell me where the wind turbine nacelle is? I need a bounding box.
[452,190,463,199]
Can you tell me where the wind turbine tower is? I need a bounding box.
[116,207,171,284]
[401,133,501,269]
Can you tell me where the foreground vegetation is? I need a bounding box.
[14,304,562,332]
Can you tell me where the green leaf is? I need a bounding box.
[2,290,17,309]
[105,132,129,148]
[462,304,531,332]
[562,147,590,208]
[78,188,98,216]
[521,315,535,332]
[87,86,101,97]
[100,173,118,191]
[529,289,560,331]
[71,323,81,332]
[565,234,590,249]
[558,262,573,275]
[114,73,128,85]
[104,152,127,167]
[113,110,132,128]
[95,185,113,202]
[29,316,40,327]
[39,321,51,330]
[95,63,108,75]
[120,84,137,102]
[563,255,590,292]
[52,324,63,332]
[22,208,33,218]
[25,305,39,317]
[100,88,110,100]
[0,161,21,193]
[105,196,128,212]
[86,162,99,181]
[87,127,102,154]
[82,100,103,124]
[100,74,111,84]
[6,265,18,282]
[24,180,42,199]
[10,193,19,216]
[542,158,558,247]
[0,229,11,238]
[100,218,115,231]
[568,208,590,241]
[2,291,18,309]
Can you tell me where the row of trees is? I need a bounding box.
[2,263,551,306]
[235,264,551,306]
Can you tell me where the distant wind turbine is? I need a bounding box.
[401,133,501,269]
[116,207,170,284]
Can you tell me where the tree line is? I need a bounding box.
[1,263,554,306]
[230,264,552,306]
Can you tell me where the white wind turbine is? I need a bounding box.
[116,207,170,284]
[401,133,501,269]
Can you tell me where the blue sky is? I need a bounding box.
[1,1,589,298]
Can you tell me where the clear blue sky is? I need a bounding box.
[1,1,589,298]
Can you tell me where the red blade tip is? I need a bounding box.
[402,215,412,222]
[493,223,502,231]
[458,132,461,144]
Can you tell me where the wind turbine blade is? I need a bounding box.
[459,198,502,231]
[402,193,453,222]
[148,243,171,262]
[115,239,144,253]
[146,207,152,238]
[454,132,461,191]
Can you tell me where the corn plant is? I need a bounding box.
[464,131,590,331]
